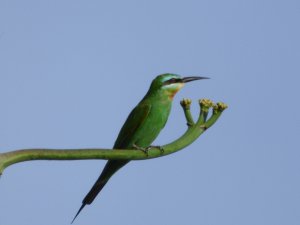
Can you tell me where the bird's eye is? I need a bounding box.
[163,78,178,85]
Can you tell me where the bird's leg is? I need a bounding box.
[132,144,164,156]
[133,143,149,156]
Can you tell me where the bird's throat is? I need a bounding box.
[166,83,184,100]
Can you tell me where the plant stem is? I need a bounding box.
[0,99,227,175]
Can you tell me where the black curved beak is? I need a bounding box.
[182,76,209,83]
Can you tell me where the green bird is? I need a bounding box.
[72,73,207,222]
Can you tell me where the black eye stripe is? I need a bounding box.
[163,78,181,85]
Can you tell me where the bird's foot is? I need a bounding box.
[133,143,149,156]
[132,144,164,156]
[148,145,164,155]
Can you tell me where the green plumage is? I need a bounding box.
[72,73,206,222]
[80,91,172,206]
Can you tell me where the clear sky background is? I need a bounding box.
[0,1,299,225]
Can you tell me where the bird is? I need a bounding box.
[71,73,208,223]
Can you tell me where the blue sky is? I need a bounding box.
[0,0,299,225]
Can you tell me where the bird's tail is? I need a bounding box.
[71,160,129,223]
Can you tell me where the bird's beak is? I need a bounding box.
[182,76,210,83]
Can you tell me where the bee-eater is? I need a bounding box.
[72,73,208,222]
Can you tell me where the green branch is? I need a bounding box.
[0,99,227,175]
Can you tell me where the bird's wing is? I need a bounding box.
[113,103,151,149]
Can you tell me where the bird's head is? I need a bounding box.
[148,73,209,99]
